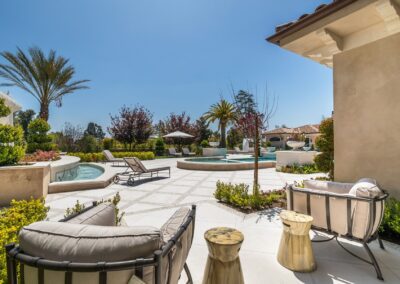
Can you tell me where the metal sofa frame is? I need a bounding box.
[5,204,196,284]
[287,185,388,280]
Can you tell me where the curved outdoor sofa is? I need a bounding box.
[6,202,196,284]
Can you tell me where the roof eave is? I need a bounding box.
[266,0,358,46]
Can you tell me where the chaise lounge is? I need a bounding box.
[168,148,182,157]
[287,178,388,280]
[182,148,195,156]
[103,150,126,166]
[114,157,171,186]
[6,202,196,284]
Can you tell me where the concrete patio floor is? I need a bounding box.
[46,158,400,284]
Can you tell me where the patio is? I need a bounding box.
[45,158,400,284]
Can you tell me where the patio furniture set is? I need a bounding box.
[5,178,389,283]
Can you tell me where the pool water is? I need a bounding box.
[55,164,104,181]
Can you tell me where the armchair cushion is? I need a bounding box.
[349,178,382,198]
[19,221,162,262]
[65,203,116,226]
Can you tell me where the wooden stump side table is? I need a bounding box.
[202,227,244,284]
[277,210,316,272]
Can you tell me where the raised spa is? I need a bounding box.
[54,163,105,182]
[177,156,276,171]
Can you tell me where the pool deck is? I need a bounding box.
[45,157,400,284]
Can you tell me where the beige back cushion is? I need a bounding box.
[20,221,162,262]
[65,203,116,226]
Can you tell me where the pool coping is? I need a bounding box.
[177,157,276,171]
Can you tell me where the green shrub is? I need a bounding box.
[380,197,400,240]
[277,163,320,174]
[314,117,334,179]
[102,138,114,150]
[200,140,209,148]
[68,151,155,162]
[65,193,125,226]
[27,118,53,153]
[0,124,25,166]
[214,181,286,211]
[155,138,165,156]
[0,198,49,283]
[78,134,102,153]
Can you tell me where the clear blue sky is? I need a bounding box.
[0,0,333,132]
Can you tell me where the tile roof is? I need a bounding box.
[264,124,320,135]
[267,0,358,45]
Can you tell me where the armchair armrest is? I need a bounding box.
[63,203,116,226]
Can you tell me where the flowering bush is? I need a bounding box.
[21,150,60,163]
[0,198,49,283]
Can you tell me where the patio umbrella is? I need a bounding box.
[163,131,194,151]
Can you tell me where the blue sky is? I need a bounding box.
[0,0,333,132]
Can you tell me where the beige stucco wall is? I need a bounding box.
[333,32,400,198]
[0,165,50,206]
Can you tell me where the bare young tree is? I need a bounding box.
[232,83,278,195]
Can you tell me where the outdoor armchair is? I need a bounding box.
[182,148,195,156]
[6,202,196,284]
[168,148,182,157]
[287,178,388,280]
[114,157,170,186]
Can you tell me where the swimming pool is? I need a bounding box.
[54,164,104,181]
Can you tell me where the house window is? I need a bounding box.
[269,137,280,142]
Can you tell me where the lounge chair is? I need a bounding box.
[288,178,388,280]
[103,150,126,166]
[6,202,196,284]
[169,148,182,157]
[182,147,196,156]
[114,157,170,185]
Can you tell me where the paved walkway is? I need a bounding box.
[46,158,400,284]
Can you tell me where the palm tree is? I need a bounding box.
[203,99,237,148]
[0,47,89,121]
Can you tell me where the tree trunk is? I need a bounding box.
[220,123,226,148]
[39,102,49,121]
[253,116,259,196]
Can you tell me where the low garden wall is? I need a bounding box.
[202,148,227,157]
[0,163,50,206]
[276,151,319,170]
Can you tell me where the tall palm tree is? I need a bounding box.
[0,47,89,121]
[203,99,237,148]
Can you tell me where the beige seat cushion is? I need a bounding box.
[19,221,162,262]
[66,203,116,226]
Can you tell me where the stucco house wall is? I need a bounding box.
[333,32,400,198]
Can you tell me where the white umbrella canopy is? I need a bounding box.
[163,131,194,138]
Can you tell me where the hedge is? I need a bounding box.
[0,198,49,283]
[68,151,155,162]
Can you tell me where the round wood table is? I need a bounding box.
[277,210,316,272]
[202,227,244,284]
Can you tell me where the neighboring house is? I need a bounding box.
[263,124,320,148]
[0,92,22,125]
[267,0,400,198]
